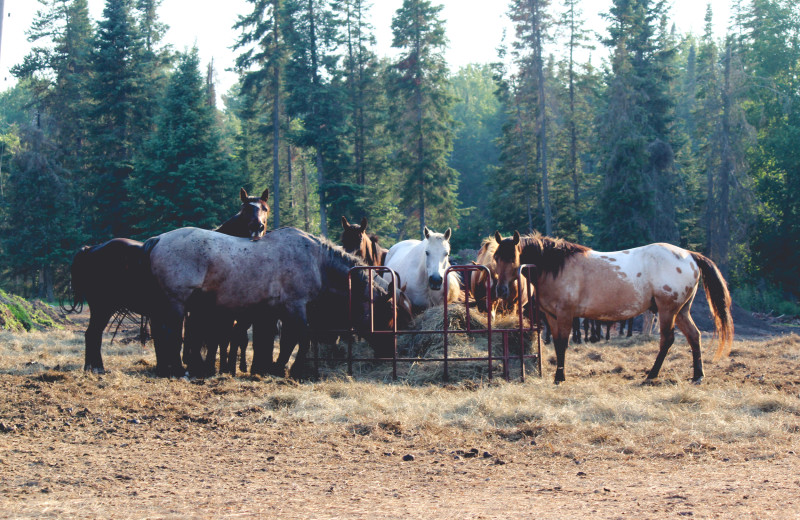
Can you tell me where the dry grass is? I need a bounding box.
[1,314,799,518]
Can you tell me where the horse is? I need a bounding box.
[215,187,270,240]
[68,238,164,373]
[469,236,529,319]
[384,227,461,311]
[492,231,733,384]
[144,227,397,379]
[340,216,388,266]
[202,186,272,376]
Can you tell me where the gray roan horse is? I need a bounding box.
[144,227,396,379]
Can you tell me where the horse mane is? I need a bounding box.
[518,232,591,279]
[478,236,498,259]
[308,233,377,294]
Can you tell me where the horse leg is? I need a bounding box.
[646,311,677,381]
[605,321,611,341]
[626,318,634,337]
[151,312,184,377]
[226,320,249,375]
[550,317,572,384]
[571,318,582,344]
[84,306,114,373]
[251,311,278,376]
[183,310,207,378]
[675,307,704,383]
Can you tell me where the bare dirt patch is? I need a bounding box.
[1,310,799,519]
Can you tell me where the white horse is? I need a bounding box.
[384,226,461,310]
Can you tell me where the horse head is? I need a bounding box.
[341,216,370,259]
[239,187,270,240]
[493,230,522,300]
[422,226,452,291]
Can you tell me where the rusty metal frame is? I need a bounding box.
[327,264,541,382]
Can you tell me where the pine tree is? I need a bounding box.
[386,0,459,237]
[234,0,288,229]
[87,0,155,238]
[553,0,595,242]
[3,125,84,299]
[283,0,348,237]
[126,49,241,237]
[738,0,800,292]
[595,0,679,249]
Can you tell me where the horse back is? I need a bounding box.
[71,237,155,313]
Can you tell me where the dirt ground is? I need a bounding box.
[1,309,799,519]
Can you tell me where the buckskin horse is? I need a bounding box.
[469,235,529,320]
[492,231,733,384]
[144,227,397,379]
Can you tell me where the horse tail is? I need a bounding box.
[690,251,734,361]
[62,246,93,312]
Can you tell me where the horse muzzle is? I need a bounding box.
[428,274,443,291]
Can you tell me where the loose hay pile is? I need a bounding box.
[319,305,541,384]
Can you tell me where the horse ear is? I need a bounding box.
[360,217,368,231]
[512,231,521,245]
[424,226,430,239]
[494,230,503,243]
[260,188,269,202]
[401,283,407,293]
[444,228,451,241]
[240,187,249,202]
[341,216,349,229]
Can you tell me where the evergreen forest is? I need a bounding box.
[1,0,799,314]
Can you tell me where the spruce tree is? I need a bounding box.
[595,0,679,249]
[234,0,288,229]
[386,0,459,237]
[126,49,241,237]
[283,0,347,237]
[87,0,152,238]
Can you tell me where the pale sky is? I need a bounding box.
[1,0,733,104]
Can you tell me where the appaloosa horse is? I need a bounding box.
[145,227,397,379]
[493,231,733,384]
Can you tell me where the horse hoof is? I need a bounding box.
[691,377,703,385]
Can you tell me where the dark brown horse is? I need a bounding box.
[145,227,397,379]
[200,186,272,376]
[68,238,162,373]
[493,231,733,384]
[215,188,270,239]
[340,216,388,266]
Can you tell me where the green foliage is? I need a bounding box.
[733,282,800,316]
[127,49,242,237]
[386,0,460,238]
[448,64,503,250]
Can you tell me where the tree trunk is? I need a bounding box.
[301,155,310,232]
[271,10,282,229]
[717,41,733,276]
[533,0,552,236]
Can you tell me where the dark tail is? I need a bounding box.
[61,246,92,313]
[690,252,734,361]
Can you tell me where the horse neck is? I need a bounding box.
[214,215,248,238]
